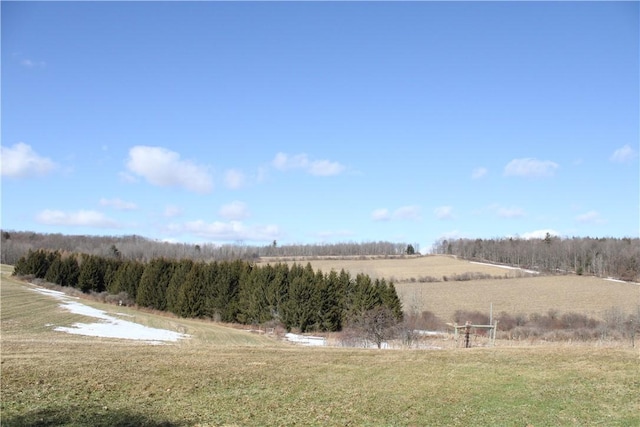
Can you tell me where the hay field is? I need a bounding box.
[258,255,524,281]
[260,255,639,322]
[2,271,639,426]
[396,275,640,322]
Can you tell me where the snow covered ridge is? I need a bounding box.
[31,287,190,344]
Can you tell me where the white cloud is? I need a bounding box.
[36,209,120,228]
[1,142,57,178]
[125,146,213,193]
[575,210,606,225]
[168,220,280,242]
[520,229,560,240]
[219,201,250,220]
[393,205,422,221]
[609,144,637,163]
[308,160,346,176]
[20,58,46,68]
[434,206,454,220]
[272,152,345,176]
[471,167,488,180]
[224,169,246,189]
[273,152,309,170]
[371,208,391,221]
[164,205,183,218]
[504,158,559,178]
[372,206,422,221]
[99,198,137,211]
[496,206,525,219]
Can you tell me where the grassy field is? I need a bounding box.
[2,267,639,426]
[258,255,526,282]
[260,255,640,322]
[396,274,640,322]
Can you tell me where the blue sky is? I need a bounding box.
[2,1,638,252]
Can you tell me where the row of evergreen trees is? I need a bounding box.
[13,249,403,333]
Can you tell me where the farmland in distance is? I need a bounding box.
[259,255,639,322]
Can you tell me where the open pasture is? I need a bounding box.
[396,274,640,322]
[2,270,639,426]
[258,255,524,282]
[261,255,639,322]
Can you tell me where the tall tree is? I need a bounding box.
[77,254,105,293]
[136,258,173,310]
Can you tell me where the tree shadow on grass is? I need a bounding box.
[1,405,184,427]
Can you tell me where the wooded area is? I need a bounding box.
[12,248,403,334]
[432,234,639,281]
[0,230,412,265]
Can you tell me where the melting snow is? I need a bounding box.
[469,261,539,275]
[31,287,189,344]
[285,333,326,346]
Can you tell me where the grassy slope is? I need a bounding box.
[2,268,639,426]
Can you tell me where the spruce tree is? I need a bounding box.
[166,259,194,315]
[77,254,105,293]
[60,256,80,288]
[136,258,173,310]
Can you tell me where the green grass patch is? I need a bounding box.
[2,273,639,426]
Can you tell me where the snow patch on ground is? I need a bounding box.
[604,277,640,286]
[469,261,539,275]
[31,286,189,344]
[285,333,326,346]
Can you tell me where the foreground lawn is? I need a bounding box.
[2,273,639,426]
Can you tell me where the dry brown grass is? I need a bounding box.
[396,274,639,322]
[258,254,523,281]
[2,269,639,426]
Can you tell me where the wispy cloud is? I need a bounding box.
[504,158,559,178]
[167,220,280,242]
[125,146,213,193]
[36,209,120,228]
[434,206,454,220]
[1,142,57,178]
[575,210,606,225]
[372,206,421,221]
[272,152,345,176]
[609,144,637,163]
[371,208,391,222]
[471,167,488,180]
[224,169,246,189]
[164,205,183,218]
[20,58,46,68]
[496,206,525,219]
[219,201,250,220]
[99,198,137,211]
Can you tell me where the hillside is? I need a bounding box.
[258,254,529,281]
[260,255,640,322]
[2,264,639,426]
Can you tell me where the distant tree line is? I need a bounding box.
[0,230,414,266]
[432,235,639,281]
[12,249,403,333]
